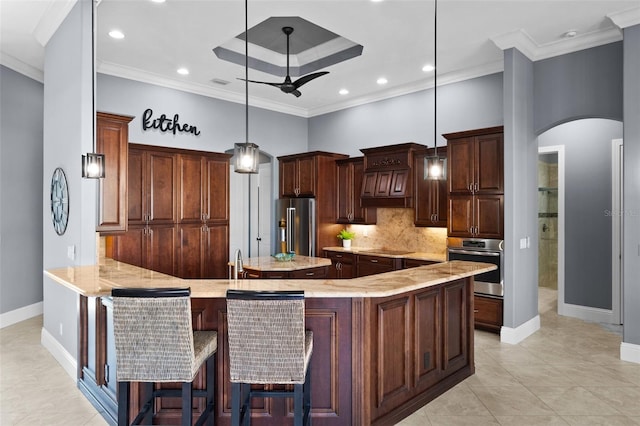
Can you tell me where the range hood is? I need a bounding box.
[360,143,426,208]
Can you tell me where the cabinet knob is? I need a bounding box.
[370,259,378,263]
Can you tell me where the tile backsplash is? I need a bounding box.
[347,208,447,255]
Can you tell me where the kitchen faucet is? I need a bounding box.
[233,248,244,280]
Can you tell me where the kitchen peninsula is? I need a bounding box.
[46,259,495,426]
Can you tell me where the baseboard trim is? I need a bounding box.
[559,302,615,324]
[620,342,640,364]
[500,315,540,344]
[0,301,43,329]
[41,327,77,381]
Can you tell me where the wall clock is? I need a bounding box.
[50,167,69,235]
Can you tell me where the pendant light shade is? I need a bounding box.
[426,0,446,180]
[233,0,259,174]
[82,153,106,179]
[234,142,259,173]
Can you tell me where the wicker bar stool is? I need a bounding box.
[226,290,312,426]
[112,288,217,426]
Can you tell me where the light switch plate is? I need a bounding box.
[520,238,527,249]
[67,245,75,261]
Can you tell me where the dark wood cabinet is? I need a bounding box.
[324,250,355,279]
[113,145,230,278]
[445,127,504,238]
[403,258,438,268]
[336,157,376,224]
[474,294,503,332]
[279,154,319,197]
[414,148,448,227]
[243,265,329,279]
[127,146,178,226]
[355,254,403,277]
[96,112,133,233]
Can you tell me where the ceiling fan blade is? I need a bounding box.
[291,90,302,98]
[237,77,283,88]
[293,71,330,89]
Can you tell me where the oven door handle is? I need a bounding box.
[448,249,501,257]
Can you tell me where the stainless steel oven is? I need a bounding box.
[447,237,504,297]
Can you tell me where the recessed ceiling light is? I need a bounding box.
[563,30,578,38]
[108,30,125,39]
[339,88,349,95]
[177,68,189,75]
[422,64,435,73]
[377,77,388,85]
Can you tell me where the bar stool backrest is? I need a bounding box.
[112,287,197,382]
[226,290,306,384]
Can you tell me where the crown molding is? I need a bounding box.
[491,27,622,62]
[33,0,77,47]
[97,61,310,118]
[607,7,640,29]
[0,52,44,83]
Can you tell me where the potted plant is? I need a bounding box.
[337,229,356,249]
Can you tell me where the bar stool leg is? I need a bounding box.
[304,366,312,425]
[182,382,192,426]
[294,383,304,426]
[231,382,240,426]
[117,382,130,426]
[206,355,215,426]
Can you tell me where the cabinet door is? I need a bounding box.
[177,154,204,224]
[336,161,352,223]
[96,113,131,233]
[205,157,229,222]
[296,156,316,197]
[204,223,229,278]
[374,171,393,197]
[361,172,378,198]
[147,151,177,224]
[414,151,447,227]
[390,170,409,197]
[474,295,503,332]
[112,226,146,268]
[475,194,503,238]
[127,149,145,225]
[279,158,298,197]
[441,279,468,377]
[475,133,504,194]
[146,224,177,276]
[448,195,473,237]
[447,138,474,194]
[177,223,205,278]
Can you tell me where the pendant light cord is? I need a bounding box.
[433,0,438,158]
[245,0,249,143]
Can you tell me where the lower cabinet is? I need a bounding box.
[324,250,355,279]
[403,258,438,268]
[243,265,329,279]
[474,294,503,333]
[355,254,403,277]
[177,223,229,279]
[112,224,177,276]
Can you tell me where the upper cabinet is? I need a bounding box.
[445,126,504,238]
[414,147,448,227]
[446,127,504,195]
[360,143,426,208]
[96,112,133,233]
[278,151,348,198]
[336,157,376,225]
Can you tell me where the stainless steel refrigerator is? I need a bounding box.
[275,198,316,256]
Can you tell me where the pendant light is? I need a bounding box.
[82,0,105,179]
[425,0,446,180]
[233,0,259,174]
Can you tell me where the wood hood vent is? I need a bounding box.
[360,143,426,208]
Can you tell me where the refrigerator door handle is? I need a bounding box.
[286,207,295,253]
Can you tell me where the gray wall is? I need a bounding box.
[97,74,308,161]
[538,119,622,309]
[0,66,44,315]
[503,48,539,329]
[308,73,504,154]
[42,0,96,356]
[622,24,640,346]
[534,42,623,134]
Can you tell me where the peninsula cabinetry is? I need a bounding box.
[356,254,403,277]
[112,145,230,278]
[336,157,376,224]
[445,127,504,238]
[96,112,133,233]
[324,250,355,279]
[413,147,448,227]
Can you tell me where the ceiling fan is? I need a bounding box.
[240,26,329,98]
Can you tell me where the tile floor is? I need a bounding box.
[1,288,638,425]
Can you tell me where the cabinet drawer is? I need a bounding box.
[403,259,437,269]
[474,295,503,333]
[289,266,328,279]
[324,251,355,264]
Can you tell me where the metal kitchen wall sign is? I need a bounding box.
[142,108,201,136]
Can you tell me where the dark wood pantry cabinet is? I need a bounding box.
[445,127,504,238]
[413,147,448,227]
[112,144,231,279]
[336,157,377,224]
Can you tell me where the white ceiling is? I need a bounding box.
[2,0,639,117]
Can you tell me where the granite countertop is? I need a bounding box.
[45,258,494,299]
[229,255,332,271]
[323,246,447,262]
